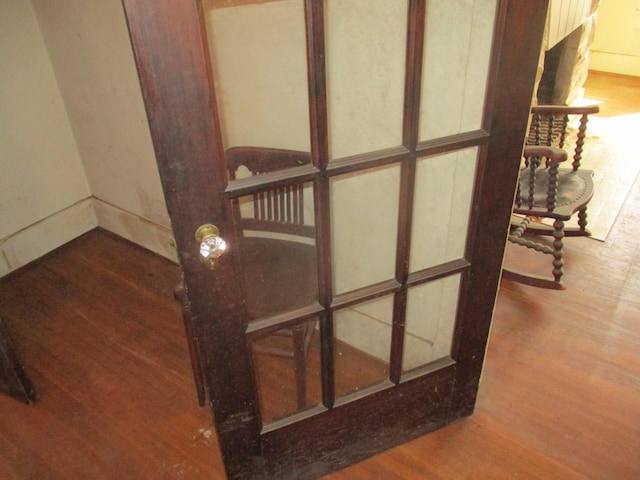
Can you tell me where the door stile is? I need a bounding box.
[122,0,264,477]
[449,0,549,419]
[390,0,427,383]
[304,0,335,410]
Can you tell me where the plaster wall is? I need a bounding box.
[0,0,95,276]
[589,0,640,76]
[31,0,177,262]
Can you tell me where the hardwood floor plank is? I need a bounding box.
[326,419,585,480]
[0,230,220,479]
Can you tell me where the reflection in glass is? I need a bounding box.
[331,164,400,295]
[202,0,311,166]
[334,296,393,398]
[419,0,497,141]
[234,183,317,321]
[250,319,321,424]
[410,148,477,272]
[325,0,408,159]
[403,274,461,372]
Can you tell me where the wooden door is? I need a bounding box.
[122,1,548,478]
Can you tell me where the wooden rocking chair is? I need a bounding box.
[503,104,599,289]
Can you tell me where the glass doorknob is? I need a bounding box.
[195,224,227,269]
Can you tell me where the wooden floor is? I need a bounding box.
[572,70,640,240]
[1,72,639,479]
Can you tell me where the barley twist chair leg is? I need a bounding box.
[578,207,588,232]
[552,219,565,284]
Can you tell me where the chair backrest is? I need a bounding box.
[528,104,599,171]
[226,147,315,238]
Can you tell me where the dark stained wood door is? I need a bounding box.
[122,1,549,478]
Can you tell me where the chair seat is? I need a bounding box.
[226,147,318,412]
[239,236,318,410]
[515,168,594,220]
[240,236,317,319]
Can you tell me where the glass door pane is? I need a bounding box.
[418,0,497,142]
[250,318,322,423]
[403,275,461,372]
[330,164,400,295]
[202,0,311,169]
[334,295,393,398]
[410,148,478,272]
[325,0,408,160]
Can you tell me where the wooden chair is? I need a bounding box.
[175,147,317,410]
[503,104,599,289]
[226,147,315,238]
[227,147,317,410]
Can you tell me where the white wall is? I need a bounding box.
[0,1,95,276]
[31,0,177,262]
[546,0,597,49]
[590,0,640,76]
[1,0,177,278]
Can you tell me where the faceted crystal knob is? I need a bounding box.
[195,224,227,269]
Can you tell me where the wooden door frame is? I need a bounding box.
[122,1,549,478]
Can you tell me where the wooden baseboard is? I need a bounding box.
[92,197,178,264]
[0,198,97,277]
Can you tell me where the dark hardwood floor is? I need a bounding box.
[1,71,639,478]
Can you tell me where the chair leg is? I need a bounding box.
[578,207,588,233]
[292,326,307,409]
[552,219,565,284]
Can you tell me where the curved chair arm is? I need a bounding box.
[226,146,311,177]
[523,145,567,165]
[516,146,569,214]
[531,104,600,116]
